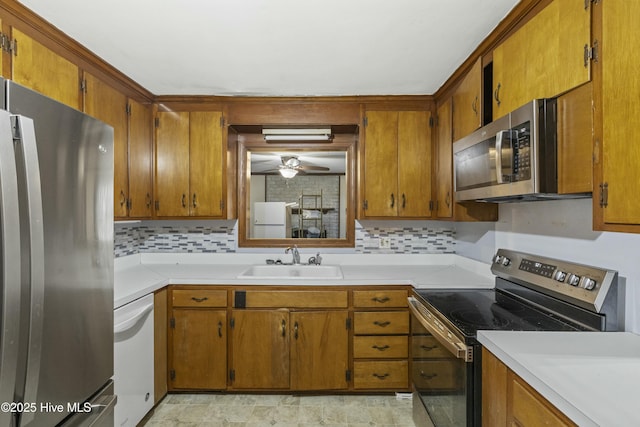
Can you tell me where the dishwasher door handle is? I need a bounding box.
[114,302,154,334]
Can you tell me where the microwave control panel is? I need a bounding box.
[512,122,531,182]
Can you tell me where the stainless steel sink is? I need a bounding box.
[237,264,343,279]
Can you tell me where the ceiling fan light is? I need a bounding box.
[279,168,298,179]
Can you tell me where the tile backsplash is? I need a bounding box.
[115,220,455,257]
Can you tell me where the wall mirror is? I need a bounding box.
[236,126,357,248]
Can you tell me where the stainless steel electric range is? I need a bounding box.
[408,249,619,427]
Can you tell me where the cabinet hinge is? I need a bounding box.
[584,41,599,67]
[220,116,225,127]
[220,200,225,211]
[154,117,160,128]
[363,200,368,211]
[363,116,368,127]
[170,370,176,381]
[79,79,87,93]
[429,116,435,128]
[125,103,132,116]
[429,200,434,211]
[0,34,17,55]
[126,198,132,210]
[230,317,235,329]
[169,317,175,328]
[229,369,235,382]
[346,318,351,330]
[346,370,351,382]
[155,200,160,211]
[599,182,609,208]
[585,0,600,9]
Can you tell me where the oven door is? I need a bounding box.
[409,297,476,427]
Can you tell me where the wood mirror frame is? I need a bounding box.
[237,134,357,248]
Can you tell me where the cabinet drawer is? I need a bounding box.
[413,360,463,391]
[353,360,408,389]
[412,335,450,359]
[172,289,227,308]
[353,290,408,308]
[354,311,409,335]
[353,336,408,359]
[236,290,348,308]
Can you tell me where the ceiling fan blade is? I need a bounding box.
[297,165,330,171]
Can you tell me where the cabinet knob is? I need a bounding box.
[390,193,395,208]
[494,83,502,106]
[181,194,187,208]
[192,193,198,208]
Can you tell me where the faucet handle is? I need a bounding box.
[315,253,322,265]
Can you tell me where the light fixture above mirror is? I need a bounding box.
[262,128,333,141]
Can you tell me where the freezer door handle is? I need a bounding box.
[0,110,22,427]
[11,115,45,426]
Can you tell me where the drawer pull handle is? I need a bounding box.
[420,344,438,351]
[372,345,390,351]
[281,319,286,337]
[372,373,390,380]
[294,321,299,340]
[191,297,209,303]
[372,297,390,303]
[373,321,391,327]
[420,371,437,380]
[217,320,223,338]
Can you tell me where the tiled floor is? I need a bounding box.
[142,393,417,427]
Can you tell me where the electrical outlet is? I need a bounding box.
[379,237,391,249]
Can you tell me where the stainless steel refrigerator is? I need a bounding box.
[0,79,115,426]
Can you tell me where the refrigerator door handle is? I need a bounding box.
[11,115,45,426]
[0,111,22,427]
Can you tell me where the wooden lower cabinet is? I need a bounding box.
[482,348,576,427]
[167,285,410,393]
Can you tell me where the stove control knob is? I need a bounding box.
[582,277,597,290]
[554,271,567,282]
[568,274,581,286]
[494,255,503,264]
[501,257,511,266]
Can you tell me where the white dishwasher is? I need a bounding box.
[114,293,155,427]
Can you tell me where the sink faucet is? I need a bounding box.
[308,252,322,265]
[285,245,300,265]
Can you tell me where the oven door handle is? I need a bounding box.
[408,297,472,362]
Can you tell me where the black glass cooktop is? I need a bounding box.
[414,288,584,339]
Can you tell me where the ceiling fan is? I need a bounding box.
[277,155,329,178]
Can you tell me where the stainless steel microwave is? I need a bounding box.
[453,98,590,202]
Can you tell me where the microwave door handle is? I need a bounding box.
[495,131,504,184]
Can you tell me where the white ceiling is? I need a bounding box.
[18,0,519,97]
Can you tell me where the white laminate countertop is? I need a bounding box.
[114,253,494,309]
[478,330,640,427]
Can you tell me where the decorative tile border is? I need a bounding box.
[115,221,455,257]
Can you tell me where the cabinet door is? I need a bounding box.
[83,73,129,218]
[435,98,454,218]
[171,309,227,390]
[12,29,80,110]
[596,0,640,228]
[509,371,576,427]
[452,58,482,141]
[493,0,590,120]
[290,311,348,391]
[128,99,153,218]
[189,111,224,217]
[155,111,190,217]
[231,310,289,389]
[363,111,399,217]
[397,111,432,218]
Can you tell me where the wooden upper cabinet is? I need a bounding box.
[189,111,225,217]
[593,0,640,231]
[362,110,432,218]
[127,99,154,218]
[155,110,225,218]
[83,73,129,218]
[12,28,80,109]
[155,111,190,217]
[492,0,591,120]
[435,98,454,219]
[452,57,482,142]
